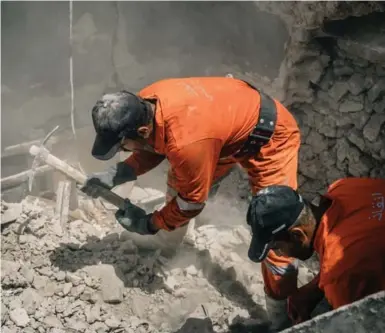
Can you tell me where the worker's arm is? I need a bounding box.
[287,273,323,324]
[124,150,165,176]
[151,139,222,231]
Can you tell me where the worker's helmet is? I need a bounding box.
[91,91,152,160]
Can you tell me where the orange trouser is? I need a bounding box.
[239,105,301,299]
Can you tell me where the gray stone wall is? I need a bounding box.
[284,11,385,199]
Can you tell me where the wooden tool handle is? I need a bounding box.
[29,145,129,210]
[29,145,87,185]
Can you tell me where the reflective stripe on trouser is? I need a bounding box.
[262,249,299,300]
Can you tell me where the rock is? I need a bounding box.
[333,65,354,77]
[363,114,385,142]
[1,260,27,288]
[69,219,103,242]
[305,130,328,154]
[49,329,66,333]
[373,97,385,114]
[84,276,100,289]
[20,266,35,284]
[65,273,82,286]
[105,316,121,329]
[83,265,124,304]
[85,304,101,324]
[71,284,86,298]
[1,302,8,324]
[350,111,371,130]
[55,271,66,282]
[44,281,57,297]
[305,58,325,84]
[90,321,109,333]
[348,73,366,95]
[80,286,98,303]
[367,79,385,103]
[119,239,137,253]
[164,275,179,293]
[9,307,30,327]
[299,144,314,161]
[130,295,149,318]
[317,116,337,137]
[329,81,349,101]
[185,265,199,276]
[348,157,371,177]
[62,282,73,296]
[37,266,53,277]
[348,129,366,151]
[43,316,63,328]
[33,275,48,290]
[55,299,68,314]
[20,288,43,315]
[339,99,364,113]
[9,298,22,310]
[65,318,88,332]
[63,300,84,317]
[1,202,22,225]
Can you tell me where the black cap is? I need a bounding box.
[91,91,151,160]
[247,185,305,263]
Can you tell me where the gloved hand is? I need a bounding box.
[81,162,136,198]
[115,199,159,235]
[287,275,324,325]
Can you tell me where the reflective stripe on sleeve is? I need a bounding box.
[264,259,299,276]
[176,196,205,211]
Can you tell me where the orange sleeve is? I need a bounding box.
[152,139,222,231]
[124,151,165,176]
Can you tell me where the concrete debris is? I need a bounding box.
[0,195,274,333]
[9,307,30,327]
[1,202,22,225]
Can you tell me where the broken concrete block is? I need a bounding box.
[9,307,30,327]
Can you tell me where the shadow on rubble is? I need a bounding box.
[49,233,270,331]
[49,232,167,292]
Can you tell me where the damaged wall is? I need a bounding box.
[282,9,385,199]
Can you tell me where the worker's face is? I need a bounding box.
[120,124,155,153]
[121,138,155,153]
[270,220,315,261]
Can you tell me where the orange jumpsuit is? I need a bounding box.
[314,177,385,308]
[125,77,301,299]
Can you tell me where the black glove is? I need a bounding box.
[115,200,158,235]
[81,162,137,198]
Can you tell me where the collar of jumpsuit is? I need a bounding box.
[140,93,166,156]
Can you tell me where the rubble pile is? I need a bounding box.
[0,195,279,333]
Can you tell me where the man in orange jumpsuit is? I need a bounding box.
[82,77,301,328]
[246,178,385,325]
